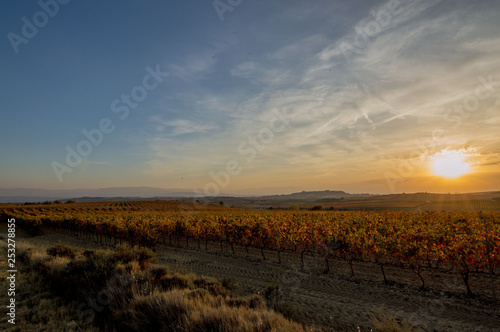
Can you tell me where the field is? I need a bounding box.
[293,193,500,213]
[2,200,500,331]
[203,191,500,212]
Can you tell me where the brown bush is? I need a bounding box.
[46,243,76,259]
[13,241,309,332]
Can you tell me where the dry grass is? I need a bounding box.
[370,306,417,332]
[0,239,310,332]
[113,288,305,332]
[0,240,100,331]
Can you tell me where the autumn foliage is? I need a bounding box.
[3,200,499,296]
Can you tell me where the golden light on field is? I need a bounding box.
[432,149,471,178]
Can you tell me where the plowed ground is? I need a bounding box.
[4,225,500,332]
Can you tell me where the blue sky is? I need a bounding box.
[1,0,499,195]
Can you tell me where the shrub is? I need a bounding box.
[114,290,190,331]
[82,249,98,259]
[135,247,157,268]
[227,295,265,309]
[14,242,309,332]
[220,277,234,290]
[46,243,76,259]
[17,247,32,264]
[264,282,281,307]
[112,245,136,263]
[112,245,157,268]
[194,277,229,297]
[147,265,169,280]
[158,273,192,291]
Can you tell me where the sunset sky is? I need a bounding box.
[1,0,499,195]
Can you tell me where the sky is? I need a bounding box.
[1,0,499,195]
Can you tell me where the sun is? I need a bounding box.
[432,150,471,178]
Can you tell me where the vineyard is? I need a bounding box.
[418,199,500,212]
[2,200,499,299]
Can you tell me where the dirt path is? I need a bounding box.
[5,226,500,332]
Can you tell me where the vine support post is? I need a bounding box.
[461,267,473,298]
[415,265,425,290]
[380,263,388,284]
[323,255,330,274]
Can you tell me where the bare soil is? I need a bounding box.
[4,225,500,332]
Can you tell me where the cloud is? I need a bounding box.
[151,116,217,136]
[167,34,238,82]
[268,34,328,61]
[143,0,500,192]
[168,54,216,81]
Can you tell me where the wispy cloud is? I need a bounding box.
[168,53,216,81]
[143,0,500,192]
[151,116,217,136]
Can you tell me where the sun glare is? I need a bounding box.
[432,150,471,178]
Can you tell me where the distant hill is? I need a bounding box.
[265,190,361,199]
[1,188,499,212]
[0,187,196,203]
[0,187,360,203]
[0,187,354,203]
